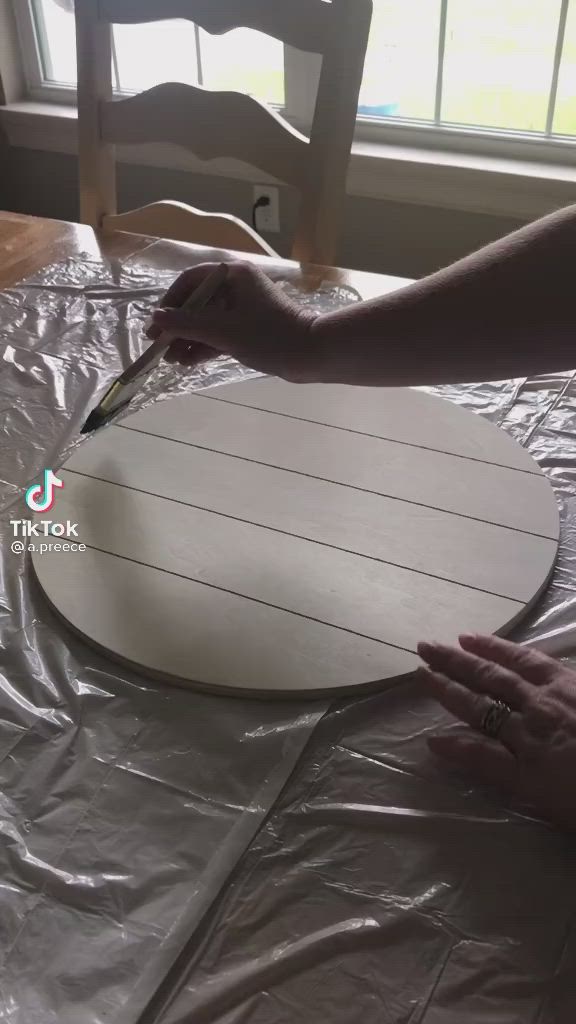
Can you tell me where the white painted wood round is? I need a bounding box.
[33,379,560,698]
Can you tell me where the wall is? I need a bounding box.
[0,145,525,279]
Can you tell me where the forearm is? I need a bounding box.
[311,204,576,386]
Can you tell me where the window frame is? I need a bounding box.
[10,0,576,168]
[13,0,48,97]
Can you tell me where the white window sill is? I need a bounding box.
[3,100,576,220]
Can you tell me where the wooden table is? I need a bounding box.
[0,209,410,298]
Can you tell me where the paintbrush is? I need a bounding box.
[80,262,229,434]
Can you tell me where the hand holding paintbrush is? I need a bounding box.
[81,262,229,434]
[149,260,320,379]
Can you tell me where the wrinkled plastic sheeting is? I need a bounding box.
[153,376,576,1015]
[2,251,576,1024]
[159,684,576,1024]
[0,251,360,1024]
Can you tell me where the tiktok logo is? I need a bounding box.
[25,469,65,513]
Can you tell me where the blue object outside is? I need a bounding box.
[358,101,400,117]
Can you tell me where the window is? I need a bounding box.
[357,0,576,141]
[12,0,576,148]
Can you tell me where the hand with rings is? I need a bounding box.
[417,633,576,831]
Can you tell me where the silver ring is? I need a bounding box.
[480,699,513,740]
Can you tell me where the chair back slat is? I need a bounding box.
[98,0,330,54]
[101,83,309,188]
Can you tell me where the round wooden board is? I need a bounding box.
[33,379,560,698]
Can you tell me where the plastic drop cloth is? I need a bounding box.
[1,247,576,1024]
[0,250,361,1024]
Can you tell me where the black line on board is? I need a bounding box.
[78,541,420,655]
[63,468,530,605]
[117,423,557,542]
[192,392,542,476]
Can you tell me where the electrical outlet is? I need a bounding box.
[253,185,280,233]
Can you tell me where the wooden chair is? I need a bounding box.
[75,0,372,266]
